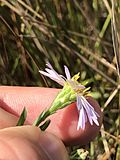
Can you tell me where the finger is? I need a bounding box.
[0,108,18,129]
[0,86,102,145]
[0,125,68,160]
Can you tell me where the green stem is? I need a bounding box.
[33,110,50,126]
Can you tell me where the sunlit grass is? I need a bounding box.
[0,0,119,159]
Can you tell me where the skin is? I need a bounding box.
[0,86,102,160]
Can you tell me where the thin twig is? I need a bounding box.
[56,39,117,86]
[111,0,120,75]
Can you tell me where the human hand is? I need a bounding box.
[0,86,102,159]
[0,125,69,160]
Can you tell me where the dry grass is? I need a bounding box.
[0,0,120,159]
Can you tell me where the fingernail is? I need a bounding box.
[38,132,69,160]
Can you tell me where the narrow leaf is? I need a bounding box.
[39,119,51,131]
[16,107,27,126]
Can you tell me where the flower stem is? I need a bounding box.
[33,110,50,126]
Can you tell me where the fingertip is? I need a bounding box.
[0,126,69,160]
[38,130,69,160]
[69,97,102,145]
[47,97,102,146]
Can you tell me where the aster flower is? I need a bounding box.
[38,62,99,130]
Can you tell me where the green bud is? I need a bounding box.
[49,83,76,113]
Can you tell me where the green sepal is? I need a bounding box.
[49,84,76,112]
[39,119,51,131]
[16,107,27,126]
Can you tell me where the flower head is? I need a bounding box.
[39,62,99,130]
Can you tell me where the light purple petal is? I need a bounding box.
[64,65,71,80]
[81,96,99,126]
[46,62,53,69]
[81,98,94,125]
[77,107,87,130]
[83,101,99,125]
[92,118,99,126]
[77,96,82,110]
[83,98,100,117]
[46,62,66,80]
[39,62,66,86]
[78,84,86,89]
[39,70,51,78]
[45,68,60,80]
[69,81,85,91]
[76,95,99,129]
[47,63,65,79]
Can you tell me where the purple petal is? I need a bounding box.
[45,68,60,80]
[39,62,67,86]
[64,65,71,80]
[77,107,87,130]
[69,81,85,91]
[84,99,100,117]
[46,62,53,69]
[77,96,82,110]
[46,62,65,80]
[78,84,86,89]
[92,118,99,126]
[81,98,94,125]
[39,70,51,77]
[81,96,99,126]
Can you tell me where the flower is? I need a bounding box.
[39,62,99,130]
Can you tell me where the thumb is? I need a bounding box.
[0,125,69,160]
[0,86,102,145]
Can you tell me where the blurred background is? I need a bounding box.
[0,0,119,159]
